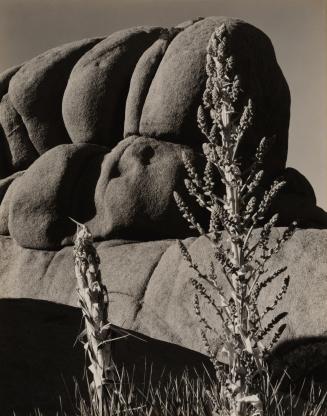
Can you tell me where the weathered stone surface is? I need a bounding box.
[0,94,38,173]
[0,18,292,180]
[0,127,8,178]
[135,231,327,356]
[4,136,325,249]
[271,168,327,228]
[0,17,325,415]
[3,134,326,250]
[7,137,199,249]
[0,171,24,203]
[140,17,290,178]
[124,36,172,138]
[0,67,21,178]
[89,136,198,241]
[62,27,163,148]
[0,64,21,100]
[140,17,222,147]
[8,38,102,154]
[0,17,291,188]
[175,17,204,29]
[0,172,24,235]
[0,229,326,359]
[8,143,106,249]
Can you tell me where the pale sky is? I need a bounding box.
[0,0,326,209]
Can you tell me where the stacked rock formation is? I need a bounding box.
[0,16,326,414]
[1,17,326,251]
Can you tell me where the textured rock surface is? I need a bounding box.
[0,65,23,178]
[4,135,325,250]
[0,64,21,100]
[124,36,172,137]
[1,16,323,245]
[0,17,326,415]
[272,167,327,227]
[89,137,200,241]
[0,230,326,413]
[6,137,200,249]
[8,38,102,154]
[139,18,222,147]
[0,172,24,235]
[139,17,290,177]
[1,230,326,355]
[8,143,106,249]
[1,16,322,247]
[0,17,290,180]
[62,27,163,147]
[0,171,24,203]
[0,94,37,172]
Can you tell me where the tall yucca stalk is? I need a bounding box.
[72,220,116,416]
[174,23,296,416]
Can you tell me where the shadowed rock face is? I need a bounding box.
[0,298,213,415]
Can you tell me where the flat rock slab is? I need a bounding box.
[0,229,326,412]
[1,229,326,354]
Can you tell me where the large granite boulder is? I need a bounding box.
[0,16,326,414]
[62,27,165,147]
[1,17,290,177]
[1,137,325,250]
[0,94,37,172]
[8,38,103,154]
[0,17,325,247]
[6,137,199,249]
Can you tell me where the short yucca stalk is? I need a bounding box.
[174,24,296,416]
[72,219,116,416]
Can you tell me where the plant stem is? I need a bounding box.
[72,220,116,416]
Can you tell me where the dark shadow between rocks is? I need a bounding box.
[0,298,213,416]
[0,298,84,415]
[71,151,105,225]
[1,298,326,415]
[268,336,327,396]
